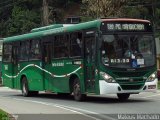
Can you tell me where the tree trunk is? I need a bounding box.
[42,0,49,26]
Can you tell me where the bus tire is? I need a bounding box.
[21,77,31,97]
[73,78,86,101]
[117,93,130,101]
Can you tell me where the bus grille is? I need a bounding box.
[120,85,143,90]
[113,71,146,77]
[117,79,144,84]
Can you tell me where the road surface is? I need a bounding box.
[0,87,160,120]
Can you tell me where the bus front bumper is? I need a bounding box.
[99,79,158,94]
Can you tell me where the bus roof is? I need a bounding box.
[4,19,100,43]
[31,24,63,32]
[3,18,151,43]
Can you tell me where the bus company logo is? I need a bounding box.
[52,62,64,67]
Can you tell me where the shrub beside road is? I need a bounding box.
[0,109,10,120]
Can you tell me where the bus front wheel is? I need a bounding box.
[73,78,86,101]
[117,93,130,101]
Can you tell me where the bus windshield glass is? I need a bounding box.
[101,34,155,68]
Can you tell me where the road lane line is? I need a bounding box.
[12,98,102,120]
[54,104,102,120]
[12,97,117,120]
[54,104,117,120]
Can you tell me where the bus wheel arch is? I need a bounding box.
[69,74,78,93]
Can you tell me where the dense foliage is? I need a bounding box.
[0,0,41,36]
[0,0,160,37]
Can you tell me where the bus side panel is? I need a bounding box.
[2,63,14,88]
[44,59,84,93]
[18,61,44,91]
[44,59,71,93]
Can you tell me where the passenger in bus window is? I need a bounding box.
[71,34,82,57]
[75,37,82,56]
[76,38,82,48]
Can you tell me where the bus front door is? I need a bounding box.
[84,36,96,93]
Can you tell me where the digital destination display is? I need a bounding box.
[107,23,145,31]
[101,21,152,33]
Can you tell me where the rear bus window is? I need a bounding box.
[3,44,12,62]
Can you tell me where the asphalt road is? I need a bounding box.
[0,87,160,120]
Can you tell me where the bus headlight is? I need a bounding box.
[100,72,116,83]
[146,72,157,82]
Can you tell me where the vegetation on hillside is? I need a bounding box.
[0,0,160,37]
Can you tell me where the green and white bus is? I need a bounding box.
[2,18,158,101]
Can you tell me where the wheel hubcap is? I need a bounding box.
[23,83,27,94]
[74,84,80,96]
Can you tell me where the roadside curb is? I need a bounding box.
[8,114,16,120]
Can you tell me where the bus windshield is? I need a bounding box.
[101,34,156,68]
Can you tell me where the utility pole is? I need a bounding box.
[42,0,49,26]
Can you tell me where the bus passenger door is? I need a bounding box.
[42,42,52,90]
[84,31,97,93]
[12,44,19,88]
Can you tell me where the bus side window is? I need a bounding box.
[70,32,82,57]
[19,41,29,61]
[53,35,69,58]
[29,40,41,60]
[54,36,61,58]
[3,44,12,62]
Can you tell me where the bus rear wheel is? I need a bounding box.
[21,77,38,97]
[22,77,30,97]
[117,93,130,101]
[73,78,86,101]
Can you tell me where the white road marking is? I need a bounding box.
[12,98,102,120]
[54,104,117,120]
[12,97,117,120]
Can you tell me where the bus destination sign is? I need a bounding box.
[107,23,145,31]
[101,21,152,33]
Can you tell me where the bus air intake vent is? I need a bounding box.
[120,85,143,90]
[113,71,146,77]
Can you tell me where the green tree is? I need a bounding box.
[6,6,40,36]
[0,0,41,37]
